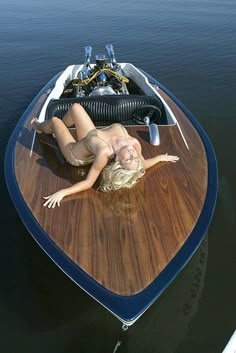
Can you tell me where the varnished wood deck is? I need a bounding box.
[14,88,207,296]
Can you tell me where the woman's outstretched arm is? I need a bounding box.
[143,153,179,170]
[43,153,108,208]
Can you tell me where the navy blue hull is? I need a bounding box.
[4,71,218,325]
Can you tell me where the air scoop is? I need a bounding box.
[84,46,92,65]
[106,43,117,66]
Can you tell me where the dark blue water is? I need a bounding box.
[1,0,235,352]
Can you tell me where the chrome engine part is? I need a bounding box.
[74,44,129,97]
[89,86,117,96]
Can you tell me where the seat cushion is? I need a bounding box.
[45,95,167,126]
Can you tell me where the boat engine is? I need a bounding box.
[65,45,130,97]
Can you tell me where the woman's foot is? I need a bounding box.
[31,117,42,133]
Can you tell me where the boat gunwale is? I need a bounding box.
[4,69,218,325]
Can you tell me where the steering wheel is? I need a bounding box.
[131,105,162,125]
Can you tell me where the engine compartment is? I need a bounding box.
[60,46,145,98]
[38,45,177,127]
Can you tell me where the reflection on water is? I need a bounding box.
[218,176,235,228]
[115,238,208,353]
[4,216,207,353]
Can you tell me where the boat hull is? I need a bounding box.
[4,69,218,325]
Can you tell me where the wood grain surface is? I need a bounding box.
[14,88,207,296]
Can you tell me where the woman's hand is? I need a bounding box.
[42,157,106,209]
[159,153,179,163]
[43,190,67,208]
[143,153,179,170]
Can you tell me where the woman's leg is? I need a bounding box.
[32,116,76,158]
[62,103,96,140]
[31,117,54,134]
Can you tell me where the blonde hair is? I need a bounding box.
[99,160,145,192]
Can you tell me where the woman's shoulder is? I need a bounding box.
[128,136,139,144]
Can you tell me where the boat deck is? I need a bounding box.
[14,88,207,296]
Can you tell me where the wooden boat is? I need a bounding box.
[4,45,218,326]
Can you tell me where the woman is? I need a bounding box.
[31,103,179,208]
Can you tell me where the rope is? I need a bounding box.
[112,341,121,353]
[111,324,129,353]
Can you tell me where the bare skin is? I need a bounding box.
[31,103,179,208]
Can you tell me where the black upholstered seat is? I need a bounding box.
[45,95,167,126]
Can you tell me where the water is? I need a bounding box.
[1,0,235,352]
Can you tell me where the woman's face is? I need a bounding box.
[116,145,139,170]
